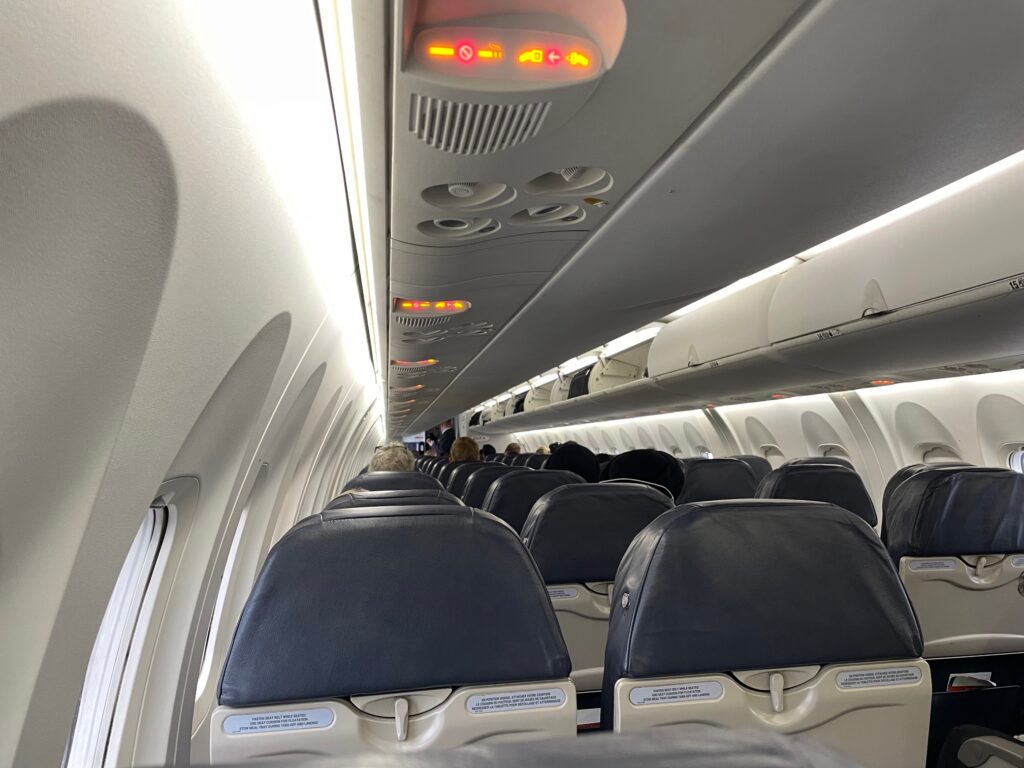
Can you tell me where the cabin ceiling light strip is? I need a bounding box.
[601,325,663,358]
[665,257,801,321]
[558,354,599,376]
[797,145,1024,260]
[530,372,559,388]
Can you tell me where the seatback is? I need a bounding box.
[603,500,928,768]
[880,462,971,541]
[521,484,673,692]
[886,467,1024,658]
[482,469,586,533]
[428,458,446,478]
[325,488,463,510]
[756,463,877,526]
[526,453,548,469]
[461,464,519,508]
[211,506,574,762]
[446,461,490,497]
[677,458,758,503]
[784,456,855,469]
[607,450,685,499]
[342,471,445,493]
[731,454,773,484]
[437,460,473,488]
[512,453,535,467]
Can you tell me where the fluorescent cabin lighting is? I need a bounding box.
[602,325,663,358]
[666,257,800,321]
[530,372,559,388]
[559,354,600,375]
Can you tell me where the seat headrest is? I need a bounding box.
[325,488,463,510]
[880,462,972,541]
[603,500,921,709]
[607,450,684,498]
[677,458,758,503]
[885,467,1024,561]
[784,456,855,469]
[446,461,491,496]
[756,464,877,526]
[461,463,519,508]
[219,506,571,707]
[342,471,444,493]
[521,484,674,584]
[730,454,773,484]
[481,469,586,533]
[546,443,601,483]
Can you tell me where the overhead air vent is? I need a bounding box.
[422,182,516,211]
[400,321,495,344]
[525,166,613,196]
[417,217,500,240]
[510,204,585,226]
[410,94,551,155]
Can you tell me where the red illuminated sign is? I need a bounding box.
[419,28,598,81]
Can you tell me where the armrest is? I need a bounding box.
[959,735,1024,768]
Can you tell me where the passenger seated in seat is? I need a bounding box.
[369,444,416,472]
[503,442,522,460]
[536,446,550,455]
[605,449,684,498]
[450,436,481,462]
[480,443,496,459]
[546,442,601,483]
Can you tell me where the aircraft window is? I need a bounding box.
[696,447,714,459]
[1008,447,1024,473]
[66,505,170,768]
[194,463,265,702]
[922,445,961,464]
[822,445,851,459]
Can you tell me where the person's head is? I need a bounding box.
[369,444,416,472]
[549,442,561,453]
[481,444,496,457]
[450,436,481,462]
[546,442,600,482]
[440,419,454,430]
[536,446,550,455]
[606,449,684,498]
[504,442,522,456]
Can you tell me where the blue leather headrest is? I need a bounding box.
[342,471,444,493]
[784,456,855,469]
[521,483,674,584]
[880,462,971,541]
[325,488,463,510]
[482,469,586,533]
[756,463,877,526]
[460,463,519,508]
[731,455,773,484]
[602,500,921,727]
[219,506,571,706]
[677,458,758,503]
[885,467,1024,561]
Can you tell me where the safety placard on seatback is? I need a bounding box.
[907,559,956,571]
[836,667,923,689]
[546,586,579,600]
[628,681,724,706]
[467,688,566,714]
[223,707,335,734]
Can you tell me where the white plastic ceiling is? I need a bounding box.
[382,0,1024,437]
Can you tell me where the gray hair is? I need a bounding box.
[369,444,415,472]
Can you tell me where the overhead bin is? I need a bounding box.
[647,273,786,377]
[768,153,1024,349]
[588,340,653,394]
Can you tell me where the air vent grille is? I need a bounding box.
[395,315,450,329]
[410,94,551,155]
